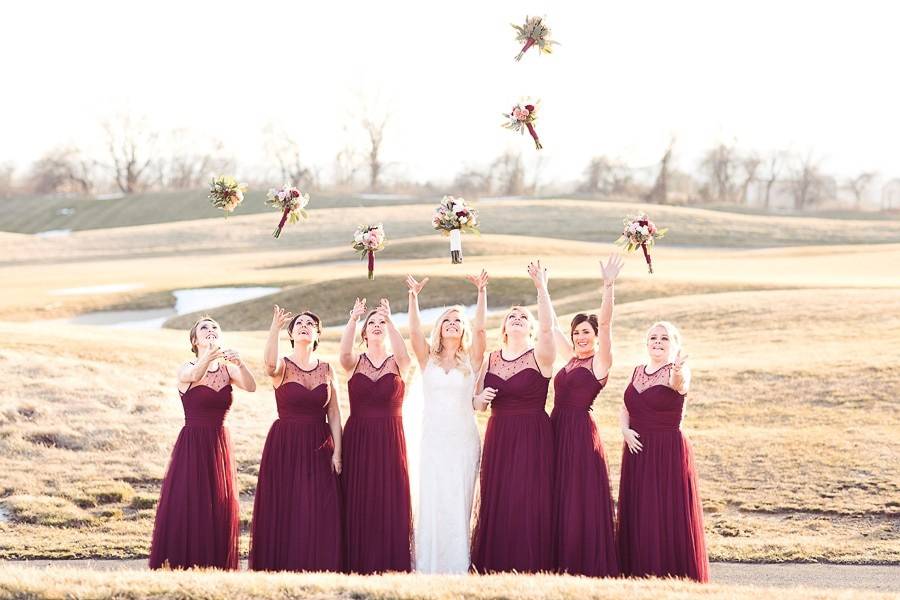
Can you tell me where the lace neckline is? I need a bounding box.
[364,353,393,370]
[284,356,320,372]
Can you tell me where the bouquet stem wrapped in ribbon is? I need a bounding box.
[512,16,557,61]
[432,195,480,264]
[208,176,247,216]
[266,184,309,238]
[352,224,386,280]
[503,101,543,150]
[615,213,668,274]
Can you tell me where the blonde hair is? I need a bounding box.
[499,305,536,346]
[646,320,682,363]
[428,306,472,375]
[189,316,218,356]
[359,309,384,347]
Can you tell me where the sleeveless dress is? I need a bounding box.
[249,358,342,572]
[470,349,553,573]
[616,364,709,582]
[342,354,413,573]
[551,355,619,577]
[415,358,481,574]
[149,363,240,570]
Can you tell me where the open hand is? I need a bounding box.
[527,260,549,291]
[406,275,429,297]
[375,298,393,323]
[271,305,293,329]
[465,269,489,292]
[623,428,643,454]
[600,254,624,284]
[350,297,367,321]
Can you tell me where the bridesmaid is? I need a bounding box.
[550,254,623,577]
[471,261,556,573]
[339,297,414,574]
[249,306,343,572]
[616,321,709,582]
[149,317,257,570]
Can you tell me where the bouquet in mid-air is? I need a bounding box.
[266,184,309,238]
[208,176,247,215]
[352,224,386,280]
[432,195,480,264]
[512,15,557,61]
[616,213,667,274]
[503,101,543,150]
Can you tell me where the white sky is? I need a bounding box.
[2,0,899,184]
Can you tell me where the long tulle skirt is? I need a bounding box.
[342,415,412,573]
[249,420,342,572]
[551,409,619,576]
[149,425,240,570]
[471,414,554,573]
[616,430,709,582]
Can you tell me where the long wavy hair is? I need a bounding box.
[428,305,473,375]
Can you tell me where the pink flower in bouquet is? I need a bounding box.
[616,213,667,274]
[503,100,543,150]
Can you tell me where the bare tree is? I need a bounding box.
[28,147,96,194]
[161,131,233,190]
[102,114,159,194]
[361,112,389,191]
[789,153,828,210]
[579,156,633,196]
[738,153,761,205]
[699,142,738,202]
[645,139,675,204]
[263,125,315,189]
[528,154,547,195]
[762,151,784,209]
[490,151,525,196]
[847,171,877,209]
[452,166,492,197]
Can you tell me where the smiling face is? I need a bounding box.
[570,314,599,354]
[440,309,464,340]
[289,312,321,350]
[646,322,681,363]
[189,318,220,356]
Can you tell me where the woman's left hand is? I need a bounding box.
[332,453,342,475]
[465,269,489,291]
[375,298,393,323]
[600,253,624,284]
[223,349,242,367]
[527,260,549,291]
[673,350,689,372]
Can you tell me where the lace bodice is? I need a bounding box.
[352,354,401,381]
[553,355,607,412]
[563,355,598,375]
[631,364,673,393]
[180,362,232,426]
[183,362,231,394]
[487,348,541,380]
[281,357,331,391]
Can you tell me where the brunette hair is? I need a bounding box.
[189,316,219,356]
[288,311,322,350]
[570,313,599,343]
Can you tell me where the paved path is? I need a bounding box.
[2,560,898,593]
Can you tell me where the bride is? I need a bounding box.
[405,271,488,573]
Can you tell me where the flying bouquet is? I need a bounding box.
[615,214,668,274]
[352,224,386,280]
[502,101,543,150]
[266,184,309,239]
[432,195,480,264]
[512,15,557,61]
[208,176,247,215]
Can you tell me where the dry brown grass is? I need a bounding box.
[0,566,893,600]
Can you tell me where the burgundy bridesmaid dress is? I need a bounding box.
[149,364,240,570]
[616,364,709,582]
[471,349,553,573]
[249,358,342,572]
[551,355,619,577]
[342,354,412,573]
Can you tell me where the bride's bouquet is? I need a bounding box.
[208,176,247,215]
[432,195,480,264]
[616,213,668,274]
[352,224,386,280]
[503,101,543,150]
[512,15,557,62]
[266,184,309,238]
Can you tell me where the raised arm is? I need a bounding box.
[405,275,431,369]
[377,299,413,376]
[465,270,489,368]
[339,297,367,373]
[528,260,557,376]
[594,254,623,379]
[550,291,574,362]
[264,305,293,381]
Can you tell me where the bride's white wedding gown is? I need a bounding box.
[414,358,481,573]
